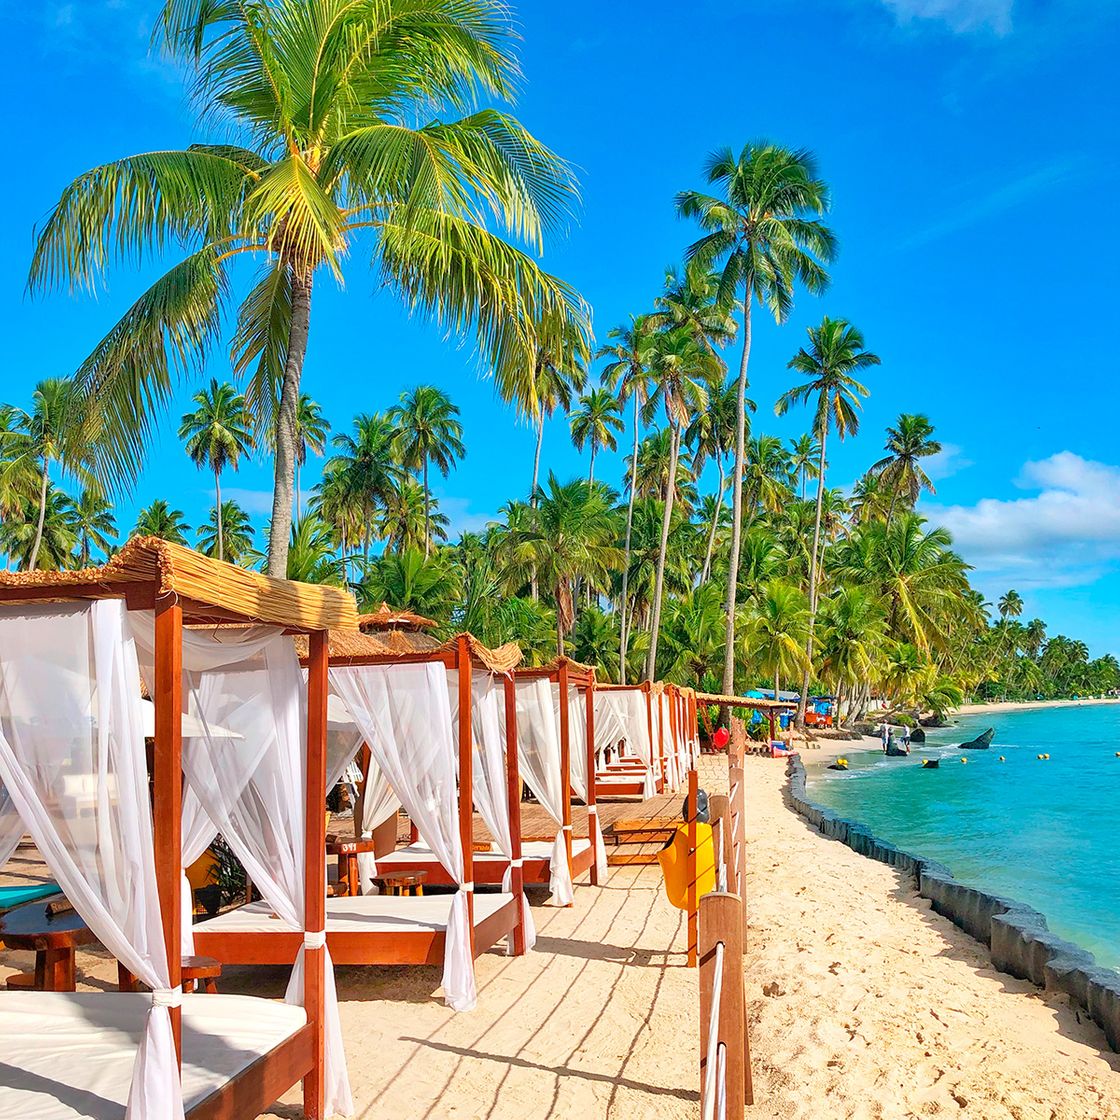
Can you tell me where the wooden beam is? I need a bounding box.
[556,660,574,899]
[687,766,698,968]
[457,637,476,944]
[503,674,527,955]
[152,595,183,1063]
[303,630,329,1120]
[585,678,599,886]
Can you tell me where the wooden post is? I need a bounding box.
[643,683,660,794]
[556,661,574,897]
[657,691,667,792]
[503,674,527,955]
[699,891,752,1116]
[585,676,599,886]
[152,596,183,1063]
[303,629,329,1120]
[687,766,698,968]
[708,794,731,890]
[729,764,746,901]
[457,637,476,944]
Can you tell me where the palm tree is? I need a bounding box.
[569,388,623,483]
[388,386,465,556]
[72,487,117,567]
[633,429,698,506]
[686,375,741,583]
[789,434,821,501]
[265,393,330,521]
[8,379,92,572]
[178,379,253,563]
[599,315,656,682]
[265,513,348,586]
[361,548,462,623]
[380,479,450,554]
[776,317,879,723]
[743,436,794,520]
[506,474,621,654]
[0,484,79,572]
[998,590,1024,620]
[133,500,190,544]
[744,581,811,699]
[644,329,713,679]
[323,414,405,560]
[870,413,941,524]
[30,1,587,578]
[198,500,255,565]
[817,586,884,723]
[678,142,835,700]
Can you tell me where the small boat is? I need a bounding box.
[959,727,995,750]
[920,758,939,769]
[910,726,926,743]
[828,758,849,771]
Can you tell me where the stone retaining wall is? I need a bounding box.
[787,756,1120,1051]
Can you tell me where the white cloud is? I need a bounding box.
[879,0,1013,34]
[925,452,1120,589]
[924,442,972,483]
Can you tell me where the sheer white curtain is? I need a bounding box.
[514,678,573,904]
[324,690,398,893]
[593,693,629,770]
[622,691,657,798]
[0,784,23,870]
[330,662,476,1011]
[0,601,182,1120]
[559,687,607,881]
[131,617,353,1117]
[448,669,536,952]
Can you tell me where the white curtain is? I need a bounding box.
[0,783,23,870]
[131,617,353,1117]
[448,669,536,952]
[557,687,607,882]
[0,601,183,1120]
[514,678,573,905]
[593,692,629,770]
[621,691,657,798]
[330,662,476,1011]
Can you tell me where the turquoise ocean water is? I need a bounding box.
[809,704,1120,970]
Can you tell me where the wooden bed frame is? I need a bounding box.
[0,538,358,1120]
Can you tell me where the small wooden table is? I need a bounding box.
[372,870,428,897]
[117,954,222,994]
[0,899,95,991]
[326,836,379,897]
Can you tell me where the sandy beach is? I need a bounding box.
[955,697,1120,716]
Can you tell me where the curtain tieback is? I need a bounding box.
[304,930,327,950]
[460,881,474,893]
[587,805,598,816]
[562,824,573,832]
[510,857,524,869]
[151,988,182,1009]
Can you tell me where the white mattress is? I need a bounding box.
[193,893,515,935]
[378,839,590,865]
[0,991,306,1119]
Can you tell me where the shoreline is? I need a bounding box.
[955,696,1120,716]
[786,755,1120,1055]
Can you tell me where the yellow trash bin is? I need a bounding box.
[657,822,716,910]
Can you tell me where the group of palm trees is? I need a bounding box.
[2,0,1115,719]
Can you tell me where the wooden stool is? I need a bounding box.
[372,870,428,897]
[118,954,222,994]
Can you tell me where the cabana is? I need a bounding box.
[0,538,357,1120]
[192,630,525,1011]
[595,682,662,797]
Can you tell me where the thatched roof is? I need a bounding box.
[0,537,359,633]
[294,628,521,674]
[358,602,437,631]
[694,691,795,711]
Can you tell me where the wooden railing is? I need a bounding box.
[695,717,753,1116]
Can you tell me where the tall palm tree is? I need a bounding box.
[870,413,941,524]
[133,500,190,544]
[323,414,405,560]
[0,484,79,572]
[743,436,794,519]
[644,329,713,679]
[506,474,621,654]
[678,142,835,699]
[72,487,117,567]
[789,434,821,501]
[388,386,465,556]
[744,581,810,699]
[599,315,657,681]
[570,388,623,483]
[380,479,450,554]
[30,0,587,578]
[998,589,1024,620]
[263,393,330,521]
[360,548,462,622]
[633,429,698,506]
[198,500,255,565]
[776,317,879,723]
[178,379,253,562]
[9,379,91,572]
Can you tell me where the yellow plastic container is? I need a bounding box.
[657,822,717,910]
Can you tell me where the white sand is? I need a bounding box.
[956,697,1120,715]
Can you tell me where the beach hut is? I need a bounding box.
[192,630,526,1011]
[0,537,357,1120]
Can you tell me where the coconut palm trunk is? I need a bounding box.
[422,456,431,558]
[797,428,828,725]
[267,271,313,578]
[28,463,49,573]
[701,459,726,584]
[721,290,753,699]
[618,395,641,684]
[588,445,596,485]
[214,468,224,563]
[646,423,681,680]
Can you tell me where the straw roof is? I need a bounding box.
[0,537,359,634]
[438,634,522,674]
[694,691,796,711]
[358,602,437,631]
[294,628,521,674]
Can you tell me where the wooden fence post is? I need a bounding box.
[699,891,749,1118]
[687,767,698,967]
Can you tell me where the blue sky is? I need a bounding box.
[2,0,1119,653]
